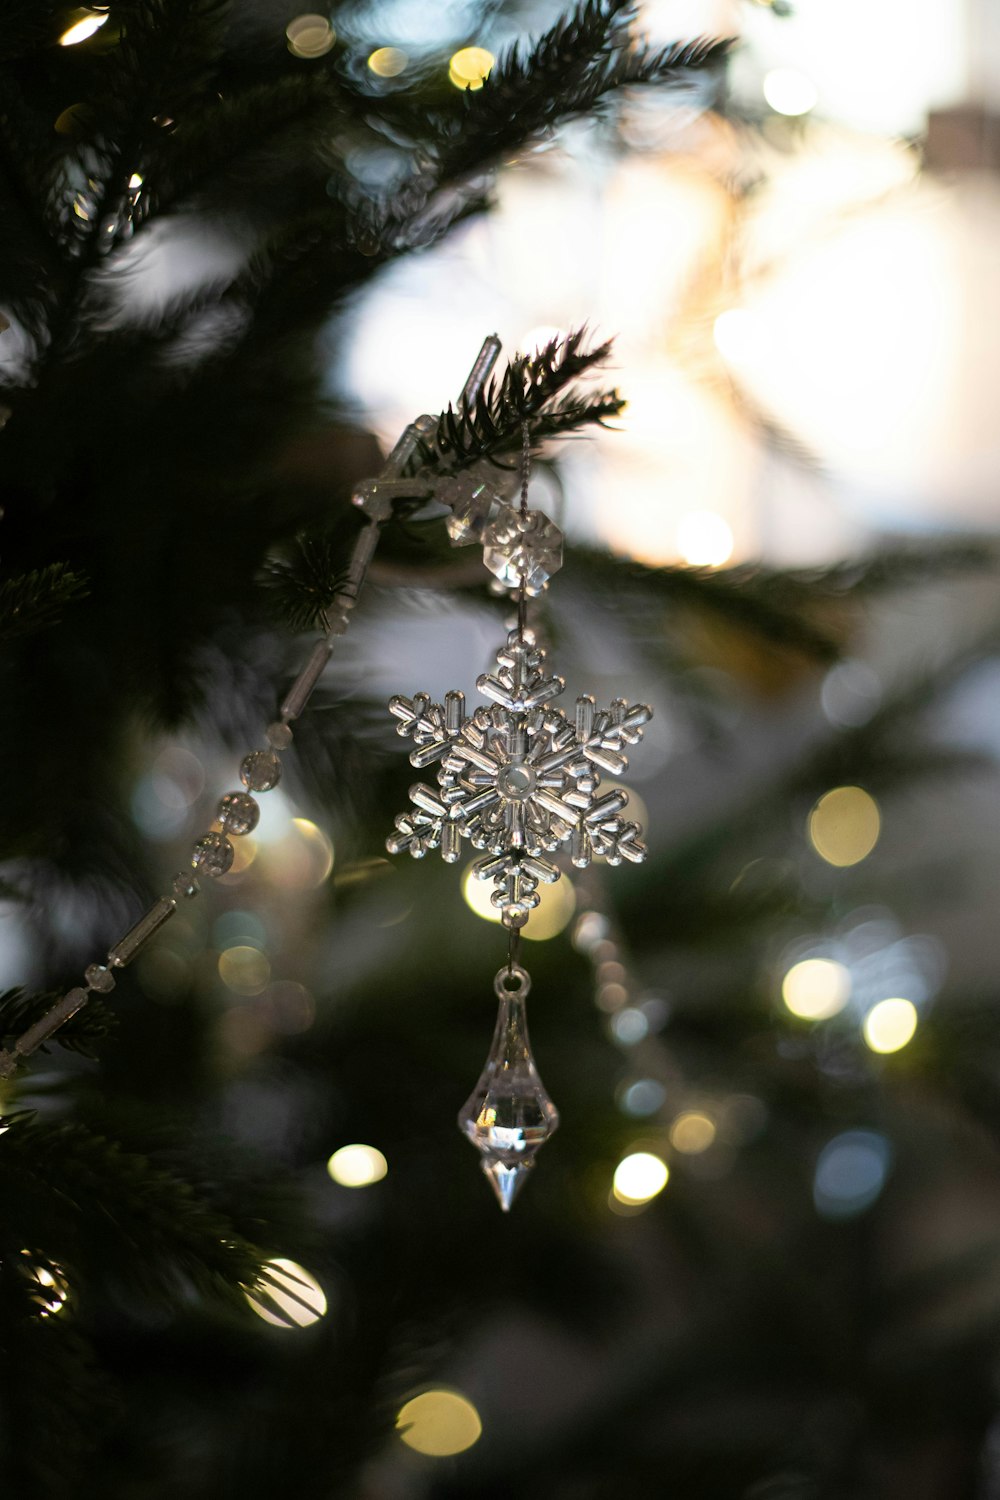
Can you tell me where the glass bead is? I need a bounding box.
[191,831,234,878]
[483,506,563,595]
[84,964,115,994]
[172,872,200,900]
[441,472,501,546]
[266,721,293,750]
[457,967,559,1211]
[217,791,260,837]
[240,750,282,792]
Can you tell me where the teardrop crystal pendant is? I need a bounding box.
[458,965,559,1211]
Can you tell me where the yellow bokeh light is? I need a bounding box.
[59,12,109,46]
[460,863,575,940]
[763,67,819,117]
[612,1151,669,1205]
[21,1253,70,1317]
[669,1111,716,1154]
[246,1258,327,1328]
[262,819,333,889]
[396,1389,482,1457]
[677,510,733,568]
[368,46,408,77]
[327,1143,388,1187]
[286,14,336,58]
[863,997,918,1054]
[448,46,494,90]
[218,944,271,995]
[782,957,851,1020]
[808,786,880,867]
[221,835,258,879]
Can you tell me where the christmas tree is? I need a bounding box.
[2,2,999,1497]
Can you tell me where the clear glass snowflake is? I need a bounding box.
[387,631,652,924]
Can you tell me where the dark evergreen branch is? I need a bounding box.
[0,565,89,643]
[421,328,622,470]
[0,1116,264,1301]
[0,988,116,1059]
[258,523,357,634]
[431,20,731,180]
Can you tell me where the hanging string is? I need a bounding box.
[517,419,530,642]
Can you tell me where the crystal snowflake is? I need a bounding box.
[386,632,652,923]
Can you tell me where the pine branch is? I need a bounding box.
[0,565,89,643]
[0,1116,264,1303]
[423,328,622,470]
[430,17,730,180]
[258,522,357,634]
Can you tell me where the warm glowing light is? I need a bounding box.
[222,836,258,878]
[808,786,880,867]
[612,1151,669,1205]
[676,510,733,567]
[286,14,336,58]
[396,1389,482,1456]
[763,68,819,117]
[327,1143,388,1187]
[262,819,333,889]
[368,46,408,76]
[218,945,270,995]
[448,46,494,90]
[246,1258,327,1328]
[863,997,917,1054]
[59,12,109,46]
[713,308,764,365]
[782,957,851,1020]
[21,1254,70,1317]
[460,863,575,940]
[128,173,143,189]
[669,1111,716,1154]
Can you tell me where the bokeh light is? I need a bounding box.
[676,510,734,567]
[261,819,333,889]
[460,863,575,939]
[782,957,851,1020]
[612,1151,669,1205]
[286,14,336,58]
[763,67,820,117]
[327,1144,388,1187]
[59,12,109,46]
[813,1130,892,1218]
[20,1253,70,1317]
[669,1111,716,1154]
[611,1007,648,1044]
[368,46,408,76]
[808,786,880,867]
[713,308,764,365]
[218,944,270,995]
[618,1079,666,1118]
[246,1258,327,1328]
[863,997,918,1054]
[448,46,494,90]
[396,1389,482,1456]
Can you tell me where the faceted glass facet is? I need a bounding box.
[458,984,559,1211]
[218,791,260,836]
[240,750,282,793]
[191,831,234,878]
[483,506,563,596]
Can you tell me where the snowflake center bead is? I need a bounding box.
[497,763,536,800]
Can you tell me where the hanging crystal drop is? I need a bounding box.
[457,965,559,1211]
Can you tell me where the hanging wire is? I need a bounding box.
[517,420,530,641]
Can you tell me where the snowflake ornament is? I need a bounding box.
[387,631,652,924]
